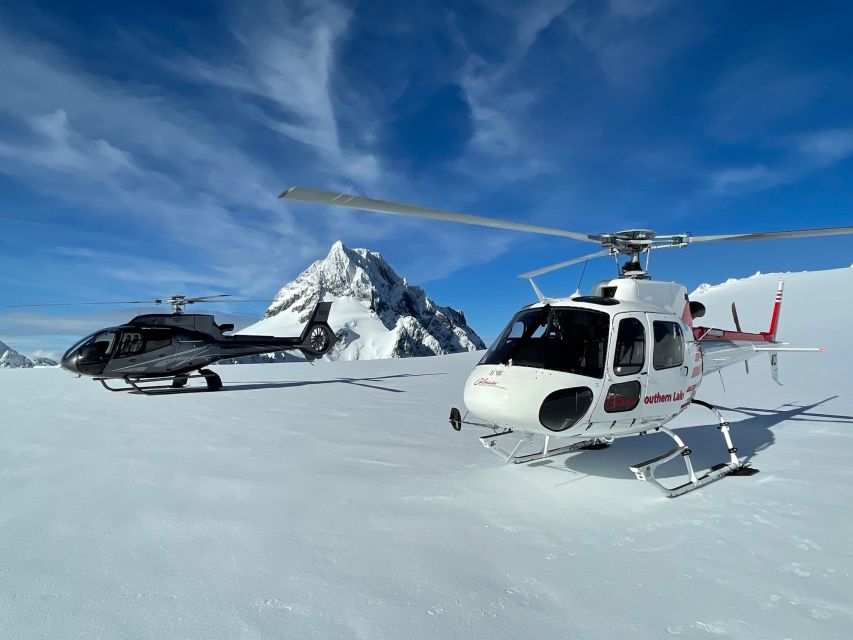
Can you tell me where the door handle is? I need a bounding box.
[681,365,689,376]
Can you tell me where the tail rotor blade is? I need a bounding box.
[732,302,749,374]
[731,302,743,332]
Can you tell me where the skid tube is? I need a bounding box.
[480,430,613,464]
[629,399,759,498]
[95,369,223,394]
[449,407,610,464]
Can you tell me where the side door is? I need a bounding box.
[588,312,648,426]
[108,329,146,372]
[642,313,690,420]
[109,328,174,374]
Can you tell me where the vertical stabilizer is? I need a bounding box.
[768,280,784,340]
[769,352,782,385]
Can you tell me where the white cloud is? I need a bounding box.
[796,128,853,165]
[607,0,669,18]
[0,109,139,178]
[457,1,571,159]
[706,62,833,144]
[563,0,695,87]
[180,0,380,186]
[460,58,535,155]
[705,126,853,196]
[0,24,331,296]
[28,349,62,362]
[709,164,780,194]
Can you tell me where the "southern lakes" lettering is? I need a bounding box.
[643,390,685,405]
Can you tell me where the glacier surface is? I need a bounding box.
[0,267,851,638]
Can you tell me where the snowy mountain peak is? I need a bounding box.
[0,340,35,369]
[32,356,59,367]
[247,241,485,360]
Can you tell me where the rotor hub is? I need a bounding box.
[166,295,192,314]
[613,229,657,241]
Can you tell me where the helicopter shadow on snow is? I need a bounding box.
[529,396,852,481]
[130,372,446,395]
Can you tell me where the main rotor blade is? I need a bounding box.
[517,249,611,279]
[184,294,231,303]
[189,299,271,304]
[4,295,268,309]
[691,225,853,243]
[281,187,599,243]
[4,300,158,308]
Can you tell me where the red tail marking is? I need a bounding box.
[693,279,786,344]
[768,280,784,340]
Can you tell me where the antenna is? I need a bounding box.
[528,279,545,302]
[576,260,590,295]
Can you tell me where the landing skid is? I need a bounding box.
[449,407,611,464]
[480,430,613,464]
[629,399,758,498]
[95,369,223,395]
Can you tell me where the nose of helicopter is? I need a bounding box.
[60,351,80,375]
[462,365,600,433]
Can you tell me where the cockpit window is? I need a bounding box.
[63,334,95,360]
[89,331,116,357]
[143,330,172,352]
[114,329,173,358]
[116,332,144,358]
[613,317,645,376]
[73,330,117,375]
[653,321,684,370]
[480,306,610,378]
[507,321,525,339]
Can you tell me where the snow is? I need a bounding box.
[1,267,852,638]
[0,340,35,368]
[0,342,58,368]
[249,295,402,361]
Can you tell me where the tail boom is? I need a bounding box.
[692,279,785,344]
[693,281,823,381]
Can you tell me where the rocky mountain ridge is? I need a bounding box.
[0,341,58,368]
[240,241,485,360]
[0,340,34,368]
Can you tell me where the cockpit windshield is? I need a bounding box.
[479,305,610,378]
[63,330,116,361]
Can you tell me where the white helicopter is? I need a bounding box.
[281,187,852,497]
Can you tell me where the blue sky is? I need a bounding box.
[1,0,852,357]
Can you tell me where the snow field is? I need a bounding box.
[0,268,851,639]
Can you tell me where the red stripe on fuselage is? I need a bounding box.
[692,327,774,343]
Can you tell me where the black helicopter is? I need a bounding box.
[13,295,335,394]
